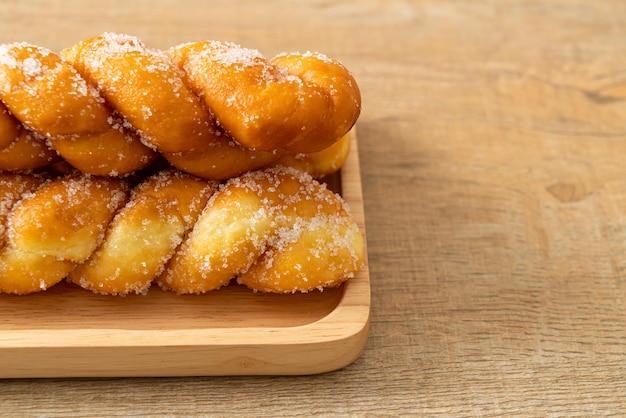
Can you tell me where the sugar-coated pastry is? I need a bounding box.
[0,167,363,295]
[0,174,128,294]
[0,42,157,176]
[68,170,217,295]
[160,137,284,180]
[158,166,364,294]
[61,33,219,154]
[0,172,47,248]
[275,132,351,179]
[0,102,60,170]
[0,103,18,150]
[0,33,361,179]
[167,40,361,153]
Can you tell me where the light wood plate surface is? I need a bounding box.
[0,129,370,378]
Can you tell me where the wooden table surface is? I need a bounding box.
[2,0,626,415]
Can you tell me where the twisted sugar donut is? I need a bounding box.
[0,166,363,295]
[167,40,361,153]
[0,172,48,248]
[0,102,60,170]
[157,166,364,294]
[61,33,217,154]
[162,131,351,180]
[69,170,217,295]
[0,33,361,179]
[0,42,157,176]
[0,174,129,294]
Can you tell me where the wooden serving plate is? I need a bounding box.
[0,130,370,378]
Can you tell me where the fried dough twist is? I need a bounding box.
[0,33,361,179]
[0,166,364,295]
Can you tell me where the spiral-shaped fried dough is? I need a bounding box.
[69,170,217,295]
[0,174,129,294]
[157,166,364,294]
[0,103,60,170]
[167,40,361,153]
[0,33,360,179]
[0,41,157,176]
[0,166,363,295]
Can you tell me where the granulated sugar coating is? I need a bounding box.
[61,33,217,154]
[0,33,361,180]
[0,43,109,135]
[168,39,360,154]
[68,170,216,296]
[0,33,364,296]
[0,40,157,176]
[0,173,129,294]
[158,166,364,294]
[0,166,363,296]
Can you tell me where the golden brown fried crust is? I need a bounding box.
[168,41,360,153]
[0,167,363,295]
[0,174,129,294]
[68,170,217,295]
[0,33,360,179]
[0,102,60,170]
[0,42,157,176]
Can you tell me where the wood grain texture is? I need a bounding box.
[2,0,626,415]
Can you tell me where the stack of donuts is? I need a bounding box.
[0,33,364,295]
